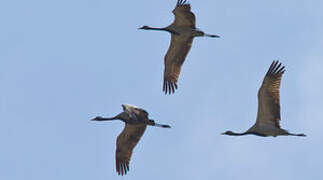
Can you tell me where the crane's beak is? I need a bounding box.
[138,26,146,30]
[91,116,103,121]
[206,34,220,38]
[91,117,98,121]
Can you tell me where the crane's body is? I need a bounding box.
[139,0,219,94]
[92,104,171,176]
[222,61,306,137]
[243,123,291,137]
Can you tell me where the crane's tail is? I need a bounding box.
[288,132,306,137]
[154,123,171,128]
[148,120,171,128]
[204,33,220,38]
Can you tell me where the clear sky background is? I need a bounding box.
[1,0,323,179]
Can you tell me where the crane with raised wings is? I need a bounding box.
[92,104,171,175]
[139,0,220,94]
[222,61,306,137]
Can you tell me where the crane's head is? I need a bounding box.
[221,131,234,135]
[91,116,104,121]
[138,25,150,30]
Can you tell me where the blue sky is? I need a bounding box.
[1,0,323,179]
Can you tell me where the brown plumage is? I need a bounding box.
[256,60,285,129]
[115,124,146,176]
[139,0,220,94]
[163,35,193,94]
[172,0,195,27]
[92,104,171,175]
[222,61,306,137]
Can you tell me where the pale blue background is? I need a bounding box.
[1,0,322,179]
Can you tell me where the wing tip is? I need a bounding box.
[116,161,129,176]
[163,79,178,95]
[176,0,190,7]
[267,60,285,76]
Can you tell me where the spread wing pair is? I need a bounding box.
[140,0,219,94]
[222,61,305,137]
[92,104,171,176]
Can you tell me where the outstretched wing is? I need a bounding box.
[172,0,196,28]
[163,35,193,94]
[256,61,285,128]
[115,124,147,176]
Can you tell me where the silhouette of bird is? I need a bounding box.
[92,104,171,176]
[222,61,306,137]
[139,0,220,94]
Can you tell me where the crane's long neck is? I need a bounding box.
[230,132,250,136]
[92,112,128,122]
[146,27,167,31]
[222,131,252,136]
[143,26,179,35]
[92,116,118,121]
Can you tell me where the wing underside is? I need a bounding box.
[163,35,193,94]
[162,0,196,94]
[115,124,147,175]
[256,60,285,128]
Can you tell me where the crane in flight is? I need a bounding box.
[222,61,306,137]
[139,0,220,94]
[92,104,171,175]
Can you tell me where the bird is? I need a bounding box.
[139,0,220,94]
[222,61,306,137]
[91,104,171,176]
